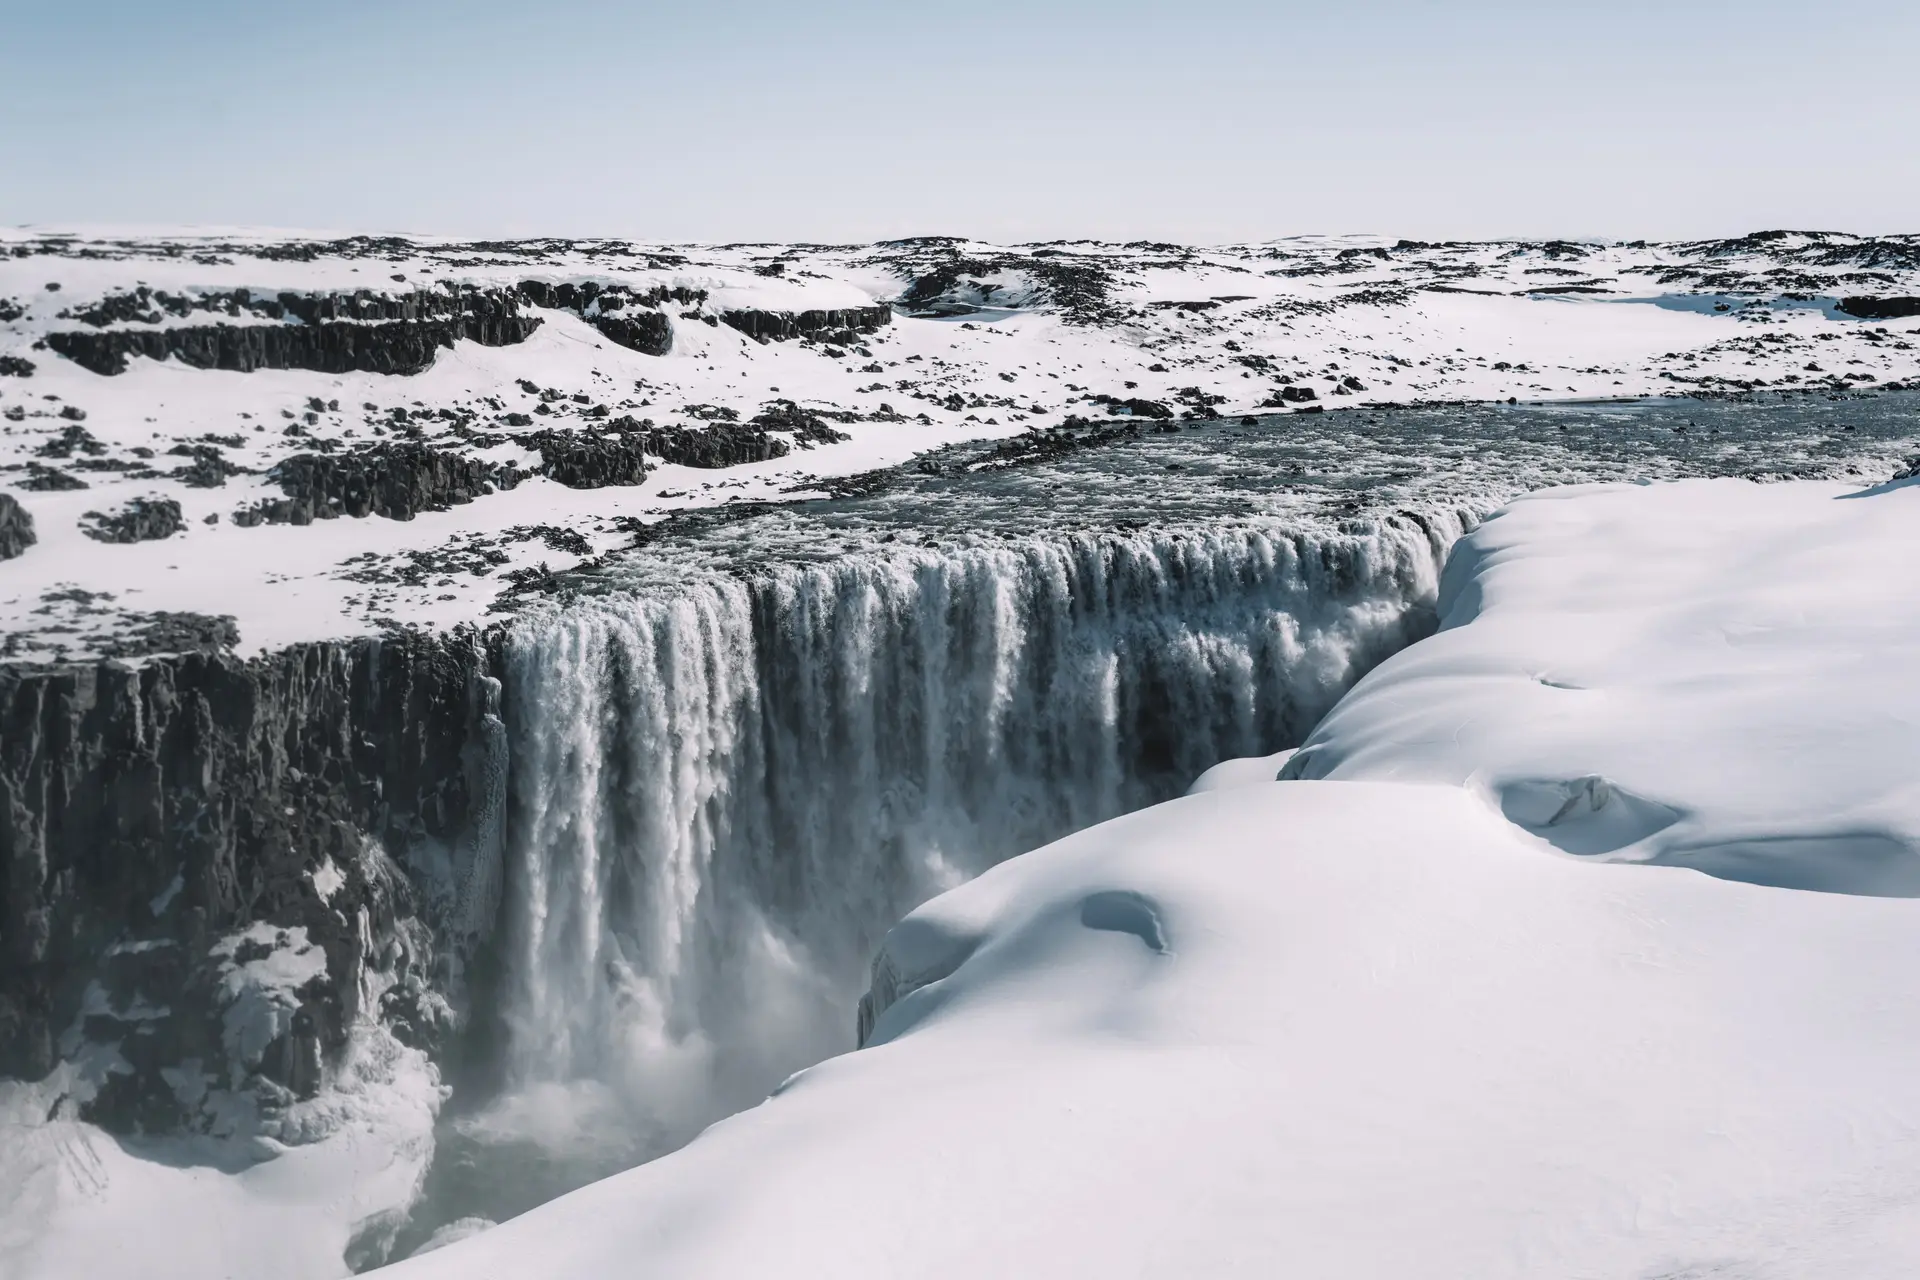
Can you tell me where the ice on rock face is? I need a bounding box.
[211,924,329,1085]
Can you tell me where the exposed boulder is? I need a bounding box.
[515,281,701,357]
[1103,397,1173,419]
[19,464,87,490]
[36,424,105,458]
[80,496,185,543]
[647,423,788,469]
[250,443,499,524]
[749,400,851,447]
[522,429,650,488]
[0,494,34,559]
[591,312,674,356]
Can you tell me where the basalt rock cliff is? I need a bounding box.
[0,633,501,1132]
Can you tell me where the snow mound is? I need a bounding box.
[1287,476,1920,895]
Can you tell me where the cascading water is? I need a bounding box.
[392,391,1920,1252]
[393,510,1468,1236]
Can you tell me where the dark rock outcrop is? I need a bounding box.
[81,497,185,543]
[0,356,33,377]
[0,494,34,559]
[0,634,499,1130]
[749,400,852,447]
[1101,397,1173,420]
[516,281,702,356]
[1838,296,1920,320]
[19,464,87,491]
[591,311,674,356]
[721,304,892,343]
[37,424,105,459]
[96,612,242,660]
[249,444,501,524]
[45,289,539,377]
[646,423,787,469]
[522,429,650,488]
[170,445,248,489]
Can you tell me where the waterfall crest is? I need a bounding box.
[484,511,1470,1157]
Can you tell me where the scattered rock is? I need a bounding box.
[721,305,892,343]
[80,497,185,543]
[19,464,87,491]
[254,443,498,523]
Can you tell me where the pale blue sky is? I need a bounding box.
[3,0,1913,242]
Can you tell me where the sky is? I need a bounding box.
[2,0,1914,244]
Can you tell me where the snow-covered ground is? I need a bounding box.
[3,229,1917,654]
[372,474,1920,1279]
[0,1024,439,1279]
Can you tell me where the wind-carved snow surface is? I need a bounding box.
[437,516,1459,1221]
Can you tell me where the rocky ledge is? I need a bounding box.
[44,288,541,377]
[80,496,185,543]
[0,633,500,1133]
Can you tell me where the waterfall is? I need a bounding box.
[480,511,1469,1162]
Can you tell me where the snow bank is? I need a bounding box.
[383,475,1920,1278]
[1286,476,1920,895]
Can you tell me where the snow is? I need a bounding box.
[1284,475,1920,895]
[4,230,1918,654]
[211,924,331,1073]
[0,1029,440,1280]
[383,474,1920,1278]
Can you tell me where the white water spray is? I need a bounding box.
[479,513,1467,1163]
